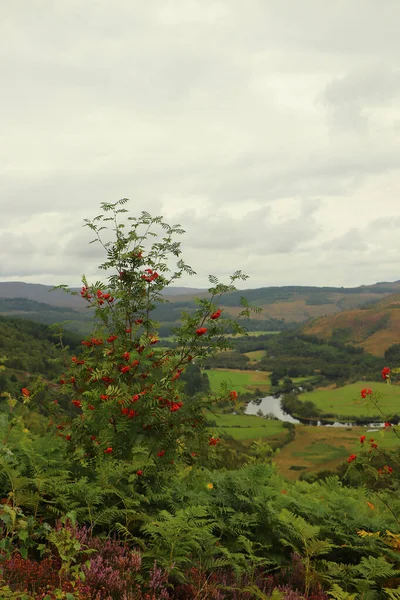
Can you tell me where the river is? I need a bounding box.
[245,395,384,429]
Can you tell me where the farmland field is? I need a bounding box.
[206,368,271,394]
[273,425,399,481]
[299,381,400,419]
[244,350,266,361]
[209,412,285,441]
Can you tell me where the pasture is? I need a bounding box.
[299,381,400,419]
[206,368,271,394]
[244,350,266,361]
[209,412,285,441]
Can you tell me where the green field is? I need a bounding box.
[226,330,280,337]
[209,412,284,440]
[291,376,318,384]
[244,350,266,361]
[206,368,271,394]
[159,331,280,342]
[299,381,400,419]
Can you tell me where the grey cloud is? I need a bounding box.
[174,201,320,253]
[323,67,400,131]
[1,1,400,288]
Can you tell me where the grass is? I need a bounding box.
[159,331,280,341]
[226,331,281,338]
[209,412,285,441]
[206,368,271,394]
[299,381,400,419]
[244,350,266,361]
[273,425,399,481]
[291,376,317,384]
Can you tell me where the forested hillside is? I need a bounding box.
[0,315,80,395]
[3,280,400,336]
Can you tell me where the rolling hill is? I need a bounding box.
[2,280,400,337]
[302,293,400,356]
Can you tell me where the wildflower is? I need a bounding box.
[347,454,357,463]
[210,309,222,320]
[104,447,113,454]
[361,388,372,398]
[360,435,366,444]
[196,327,207,336]
[206,483,214,489]
[229,390,238,400]
[21,388,30,397]
[382,366,391,380]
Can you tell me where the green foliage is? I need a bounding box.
[1,200,400,599]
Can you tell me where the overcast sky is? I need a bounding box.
[1,0,400,290]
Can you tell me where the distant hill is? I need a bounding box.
[2,280,400,337]
[302,293,400,356]
[0,282,84,308]
[0,297,92,335]
[0,282,205,307]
